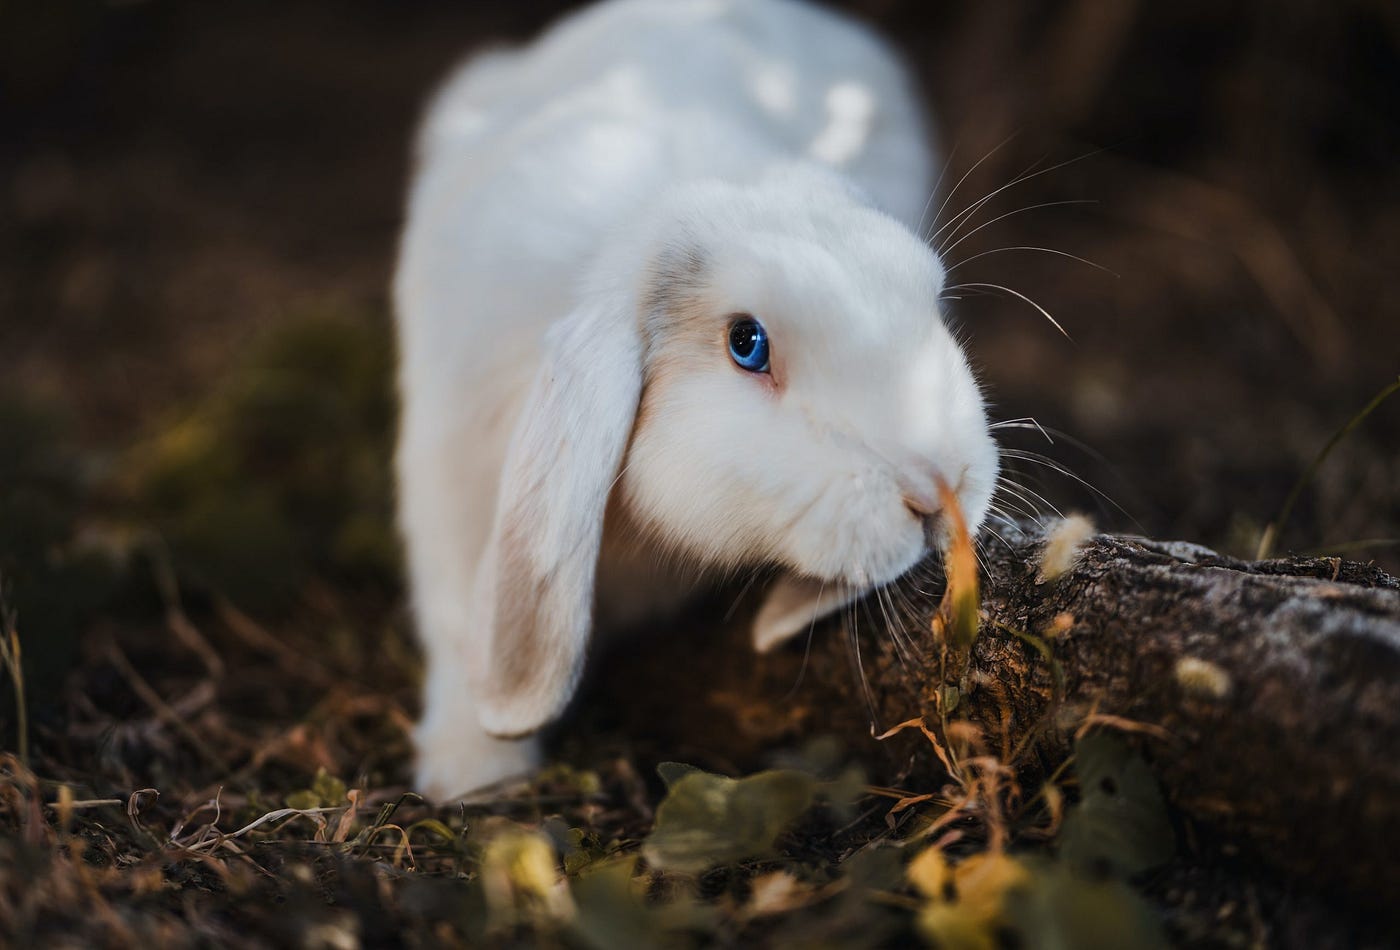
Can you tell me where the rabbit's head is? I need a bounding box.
[478,166,998,735]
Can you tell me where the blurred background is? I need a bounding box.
[1,0,1397,713]
[0,3,1397,941]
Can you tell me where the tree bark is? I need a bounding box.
[583,520,1400,921]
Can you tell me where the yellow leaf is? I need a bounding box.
[480,828,573,929]
[953,852,1031,922]
[914,852,1033,949]
[907,846,951,901]
[918,903,997,950]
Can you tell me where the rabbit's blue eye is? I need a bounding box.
[728,317,770,373]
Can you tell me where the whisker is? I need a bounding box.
[783,576,827,701]
[985,507,1035,544]
[989,417,1055,445]
[991,421,1123,466]
[938,199,1098,261]
[999,476,1065,520]
[992,480,1049,525]
[999,448,1130,519]
[929,148,1104,250]
[986,503,1020,528]
[944,280,1072,340]
[995,425,1146,530]
[969,535,990,577]
[889,581,929,659]
[991,497,1042,526]
[916,140,961,238]
[923,130,1021,242]
[872,582,899,660]
[946,244,1117,278]
[977,517,1016,552]
[897,578,929,652]
[847,596,880,730]
[879,584,917,670]
[723,569,766,623]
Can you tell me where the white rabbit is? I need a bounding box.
[394,0,1000,800]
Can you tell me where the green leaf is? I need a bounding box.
[406,819,457,844]
[824,764,868,821]
[1059,734,1175,877]
[1002,860,1167,950]
[656,761,702,789]
[284,789,320,811]
[546,820,610,877]
[912,851,1167,950]
[311,767,347,806]
[569,855,716,950]
[642,768,818,874]
[568,857,652,950]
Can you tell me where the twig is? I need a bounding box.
[178,805,342,854]
[1257,376,1400,558]
[147,534,226,678]
[47,798,125,810]
[0,578,29,768]
[1073,712,1175,744]
[103,636,234,775]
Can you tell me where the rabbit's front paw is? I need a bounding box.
[413,719,541,802]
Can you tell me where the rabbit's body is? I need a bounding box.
[397,0,998,799]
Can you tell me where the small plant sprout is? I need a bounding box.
[934,476,982,653]
[1174,656,1232,701]
[1038,514,1096,583]
[1256,375,1400,559]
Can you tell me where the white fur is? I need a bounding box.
[395,0,999,800]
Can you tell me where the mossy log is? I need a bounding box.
[582,520,1400,920]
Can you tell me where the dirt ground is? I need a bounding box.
[1,1,1397,946]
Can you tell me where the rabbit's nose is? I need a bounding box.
[902,489,938,519]
[902,490,945,545]
[901,465,970,545]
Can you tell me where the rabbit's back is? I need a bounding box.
[418,0,929,185]
[396,0,932,372]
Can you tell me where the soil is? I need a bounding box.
[1,1,1397,947]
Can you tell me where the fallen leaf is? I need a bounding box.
[480,828,573,930]
[1058,734,1175,877]
[907,845,951,900]
[642,767,817,874]
[1003,861,1167,949]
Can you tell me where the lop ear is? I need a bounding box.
[751,574,861,654]
[477,294,643,736]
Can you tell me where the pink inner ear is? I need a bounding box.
[478,462,597,738]
[486,512,552,707]
[752,574,861,653]
[476,293,645,737]
[479,501,598,738]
